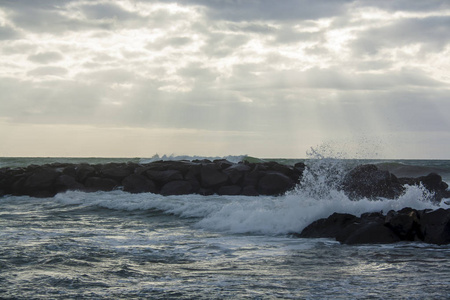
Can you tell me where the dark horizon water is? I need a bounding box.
[1,156,449,299]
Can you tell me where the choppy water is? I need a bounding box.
[1,157,450,299]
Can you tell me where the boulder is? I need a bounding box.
[242,185,259,196]
[76,164,96,183]
[55,174,85,192]
[420,208,450,245]
[145,170,183,185]
[298,212,358,239]
[384,208,422,241]
[122,174,157,194]
[258,172,295,195]
[84,177,118,192]
[341,164,404,199]
[399,173,450,202]
[100,163,133,181]
[217,185,242,196]
[200,164,229,188]
[160,180,193,195]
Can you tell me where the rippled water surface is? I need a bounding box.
[1,193,450,299]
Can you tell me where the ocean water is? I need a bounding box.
[1,157,450,299]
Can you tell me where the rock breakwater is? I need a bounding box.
[0,159,305,198]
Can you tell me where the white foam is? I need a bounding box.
[139,154,247,164]
[53,183,447,236]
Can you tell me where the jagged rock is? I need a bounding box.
[258,172,295,195]
[160,180,193,196]
[341,164,404,199]
[122,174,157,194]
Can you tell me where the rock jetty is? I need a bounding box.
[296,207,450,245]
[0,159,305,198]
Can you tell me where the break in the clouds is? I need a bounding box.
[0,0,449,158]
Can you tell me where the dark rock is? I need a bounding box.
[242,170,261,187]
[217,185,242,195]
[24,167,59,190]
[339,221,401,245]
[160,180,193,196]
[299,212,358,239]
[223,164,251,184]
[420,208,450,245]
[76,164,96,183]
[258,172,295,195]
[399,173,450,202]
[341,164,404,199]
[385,208,422,241]
[84,177,118,192]
[55,175,85,192]
[242,185,259,196]
[200,164,229,188]
[100,163,133,181]
[122,174,157,194]
[214,159,233,170]
[145,170,183,184]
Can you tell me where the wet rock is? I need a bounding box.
[341,164,404,199]
[242,185,259,196]
[160,180,193,196]
[298,208,450,245]
[55,175,85,192]
[399,173,450,202]
[84,177,118,192]
[76,164,96,183]
[420,208,450,245]
[258,172,295,195]
[217,185,242,196]
[100,163,133,181]
[200,164,229,188]
[384,208,422,241]
[145,170,183,185]
[122,174,157,194]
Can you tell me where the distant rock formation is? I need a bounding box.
[0,160,305,198]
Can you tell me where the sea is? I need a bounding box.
[1,155,450,299]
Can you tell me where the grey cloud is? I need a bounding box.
[27,66,68,77]
[28,52,64,64]
[356,0,450,12]
[352,16,450,55]
[165,0,354,21]
[0,25,21,40]
[80,3,136,21]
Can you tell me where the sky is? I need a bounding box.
[0,0,449,159]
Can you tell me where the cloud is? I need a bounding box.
[28,51,64,64]
[27,66,68,77]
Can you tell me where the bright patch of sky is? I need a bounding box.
[1,0,449,158]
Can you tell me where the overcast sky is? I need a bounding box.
[0,0,449,158]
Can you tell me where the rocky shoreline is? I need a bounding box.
[0,159,305,198]
[1,160,449,245]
